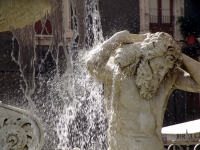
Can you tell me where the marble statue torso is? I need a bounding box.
[103,56,177,150]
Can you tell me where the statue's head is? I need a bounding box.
[114,32,182,99]
[135,32,182,99]
[139,32,182,68]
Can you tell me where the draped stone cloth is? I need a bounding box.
[0,0,51,32]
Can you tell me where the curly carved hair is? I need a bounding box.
[135,32,182,99]
[138,32,182,68]
[114,32,182,99]
[114,32,182,77]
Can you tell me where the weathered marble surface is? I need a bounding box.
[0,102,44,150]
[0,0,51,32]
[87,31,200,150]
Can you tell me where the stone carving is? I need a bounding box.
[0,0,51,32]
[86,30,200,150]
[0,102,44,150]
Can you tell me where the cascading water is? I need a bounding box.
[55,1,108,149]
[2,0,108,149]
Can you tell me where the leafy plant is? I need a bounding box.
[177,16,199,38]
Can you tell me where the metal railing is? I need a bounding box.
[163,129,200,150]
[167,140,200,150]
[150,15,173,23]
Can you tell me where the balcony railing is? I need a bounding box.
[150,15,173,24]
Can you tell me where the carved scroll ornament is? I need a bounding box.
[0,103,44,150]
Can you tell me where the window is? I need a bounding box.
[149,0,174,36]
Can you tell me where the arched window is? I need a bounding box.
[34,19,52,35]
[34,19,53,45]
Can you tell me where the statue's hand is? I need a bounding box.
[114,45,137,68]
[112,30,133,44]
[114,47,128,67]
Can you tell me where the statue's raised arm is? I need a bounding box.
[86,30,146,81]
[174,54,200,92]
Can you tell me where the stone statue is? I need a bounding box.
[86,30,200,150]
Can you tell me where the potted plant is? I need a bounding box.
[177,16,199,45]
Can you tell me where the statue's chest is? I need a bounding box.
[117,78,150,111]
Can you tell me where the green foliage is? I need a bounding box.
[177,16,199,38]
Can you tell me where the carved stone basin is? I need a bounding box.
[0,102,44,150]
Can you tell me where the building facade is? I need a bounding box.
[1,0,200,149]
